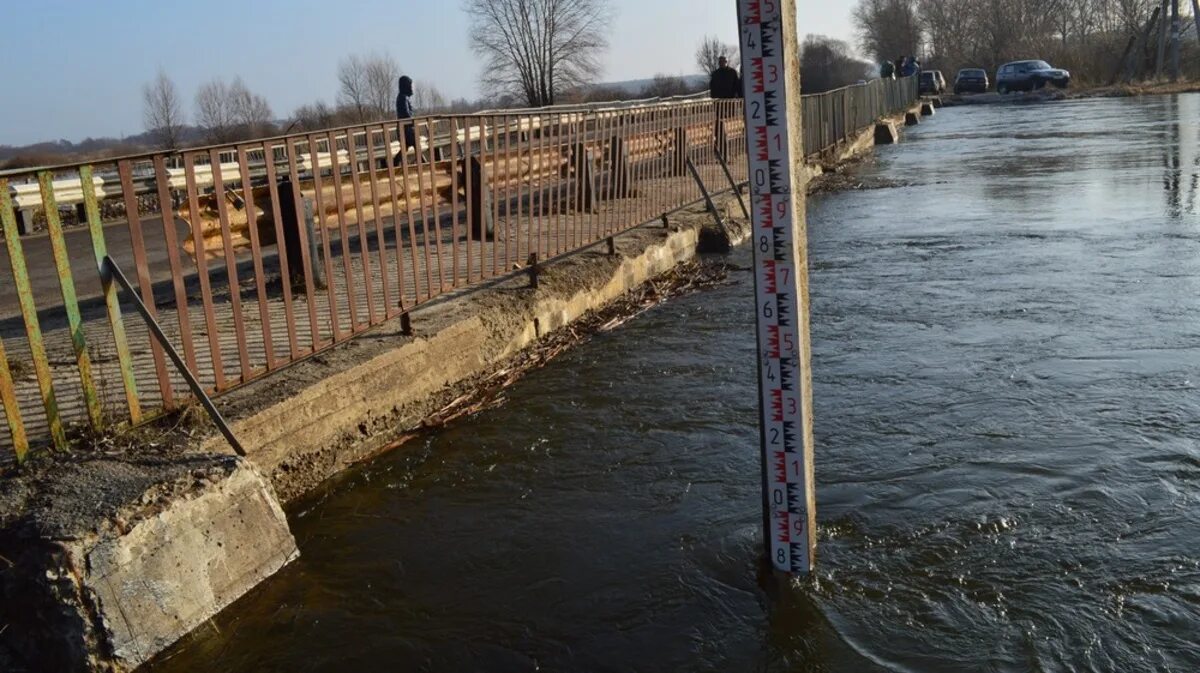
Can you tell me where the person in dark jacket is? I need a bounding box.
[395,75,417,164]
[709,56,741,99]
[880,60,896,79]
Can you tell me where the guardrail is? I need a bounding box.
[0,76,917,461]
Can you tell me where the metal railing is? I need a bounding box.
[0,77,918,461]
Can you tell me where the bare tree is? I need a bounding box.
[290,100,336,132]
[853,0,923,61]
[142,70,186,150]
[696,35,738,75]
[414,83,448,112]
[465,0,613,107]
[195,79,238,143]
[196,77,274,143]
[338,52,399,122]
[229,77,274,138]
[801,35,873,92]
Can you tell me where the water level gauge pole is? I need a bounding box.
[737,0,816,575]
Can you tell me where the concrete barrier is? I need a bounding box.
[0,456,296,672]
[874,120,900,145]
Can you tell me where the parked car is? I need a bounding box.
[918,70,947,95]
[953,68,989,94]
[995,60,1071,94]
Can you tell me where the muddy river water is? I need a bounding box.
[151,94,1200,672]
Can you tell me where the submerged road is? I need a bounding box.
[151,94,1200,672]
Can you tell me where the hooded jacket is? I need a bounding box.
[396,76,414,119]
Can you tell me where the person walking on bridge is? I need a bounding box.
[709,56,742,99]
[395,75,418,164]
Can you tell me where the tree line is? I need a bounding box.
[10,0,878,164]
[853,0,1199,84]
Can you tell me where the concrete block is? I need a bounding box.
[921,101,936,116]
[874,121,900,145]
[0,456,297,672]
[905,110,921,126]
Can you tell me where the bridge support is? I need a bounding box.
[874,121,900,145]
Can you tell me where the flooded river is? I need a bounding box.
[152,94,1200,672]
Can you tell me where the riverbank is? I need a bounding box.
[943,78,1200,107]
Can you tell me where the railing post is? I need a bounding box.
[465,155,494,241]
[571,141,596,213]
[671,125,689,176]
[607,135,632,198]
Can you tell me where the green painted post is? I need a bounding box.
[80,166,141,424]
[0,336,29,462]
[39,171,104,431]
[0,179,67,449]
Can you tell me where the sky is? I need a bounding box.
[1,0,857,146]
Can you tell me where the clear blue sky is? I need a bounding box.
[1,0,856,146]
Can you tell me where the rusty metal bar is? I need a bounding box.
[104,255,246,457]
[491,117,500,277]
[0,179,66,449]
[363,128,392,315]
[327,130,360,330]
[307,134,342,343]
[80,165,140,423]
[182,153,225,391]
[449,119,462,289]
[285,137,322,350]
[426,120,447,295]
[412,127,435,301]
[715,149,750,219]
[380,125,407,312]
[397,125,423,304]
[346,129,377,324]
[262,142,301,358]
[0,335,28,461]
[153,156,198,374]
[236,147,275,373]
[464,118,476,284]
[207,151,252,382]
[121,160,178,406]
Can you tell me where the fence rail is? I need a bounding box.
[0,76,917,461]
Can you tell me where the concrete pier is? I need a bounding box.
[0,456,296,672]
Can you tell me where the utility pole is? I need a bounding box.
[1170,0,1181,81]
[1156,0,1170,79]
[737,0,816,576]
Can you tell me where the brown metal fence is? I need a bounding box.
[0,77,917,462]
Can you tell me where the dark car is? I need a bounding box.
[918,70,947,95]
[995,60,1071,94]
[953,68,989,94]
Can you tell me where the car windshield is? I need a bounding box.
[1028,61,1053,70]
[920,72,933,81]
[960,69,984,76]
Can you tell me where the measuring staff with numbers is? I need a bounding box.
[736,0,817,576]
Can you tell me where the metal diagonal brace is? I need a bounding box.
[714,150,751,219]
[685,157,729,240]
[103,255,247,457]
